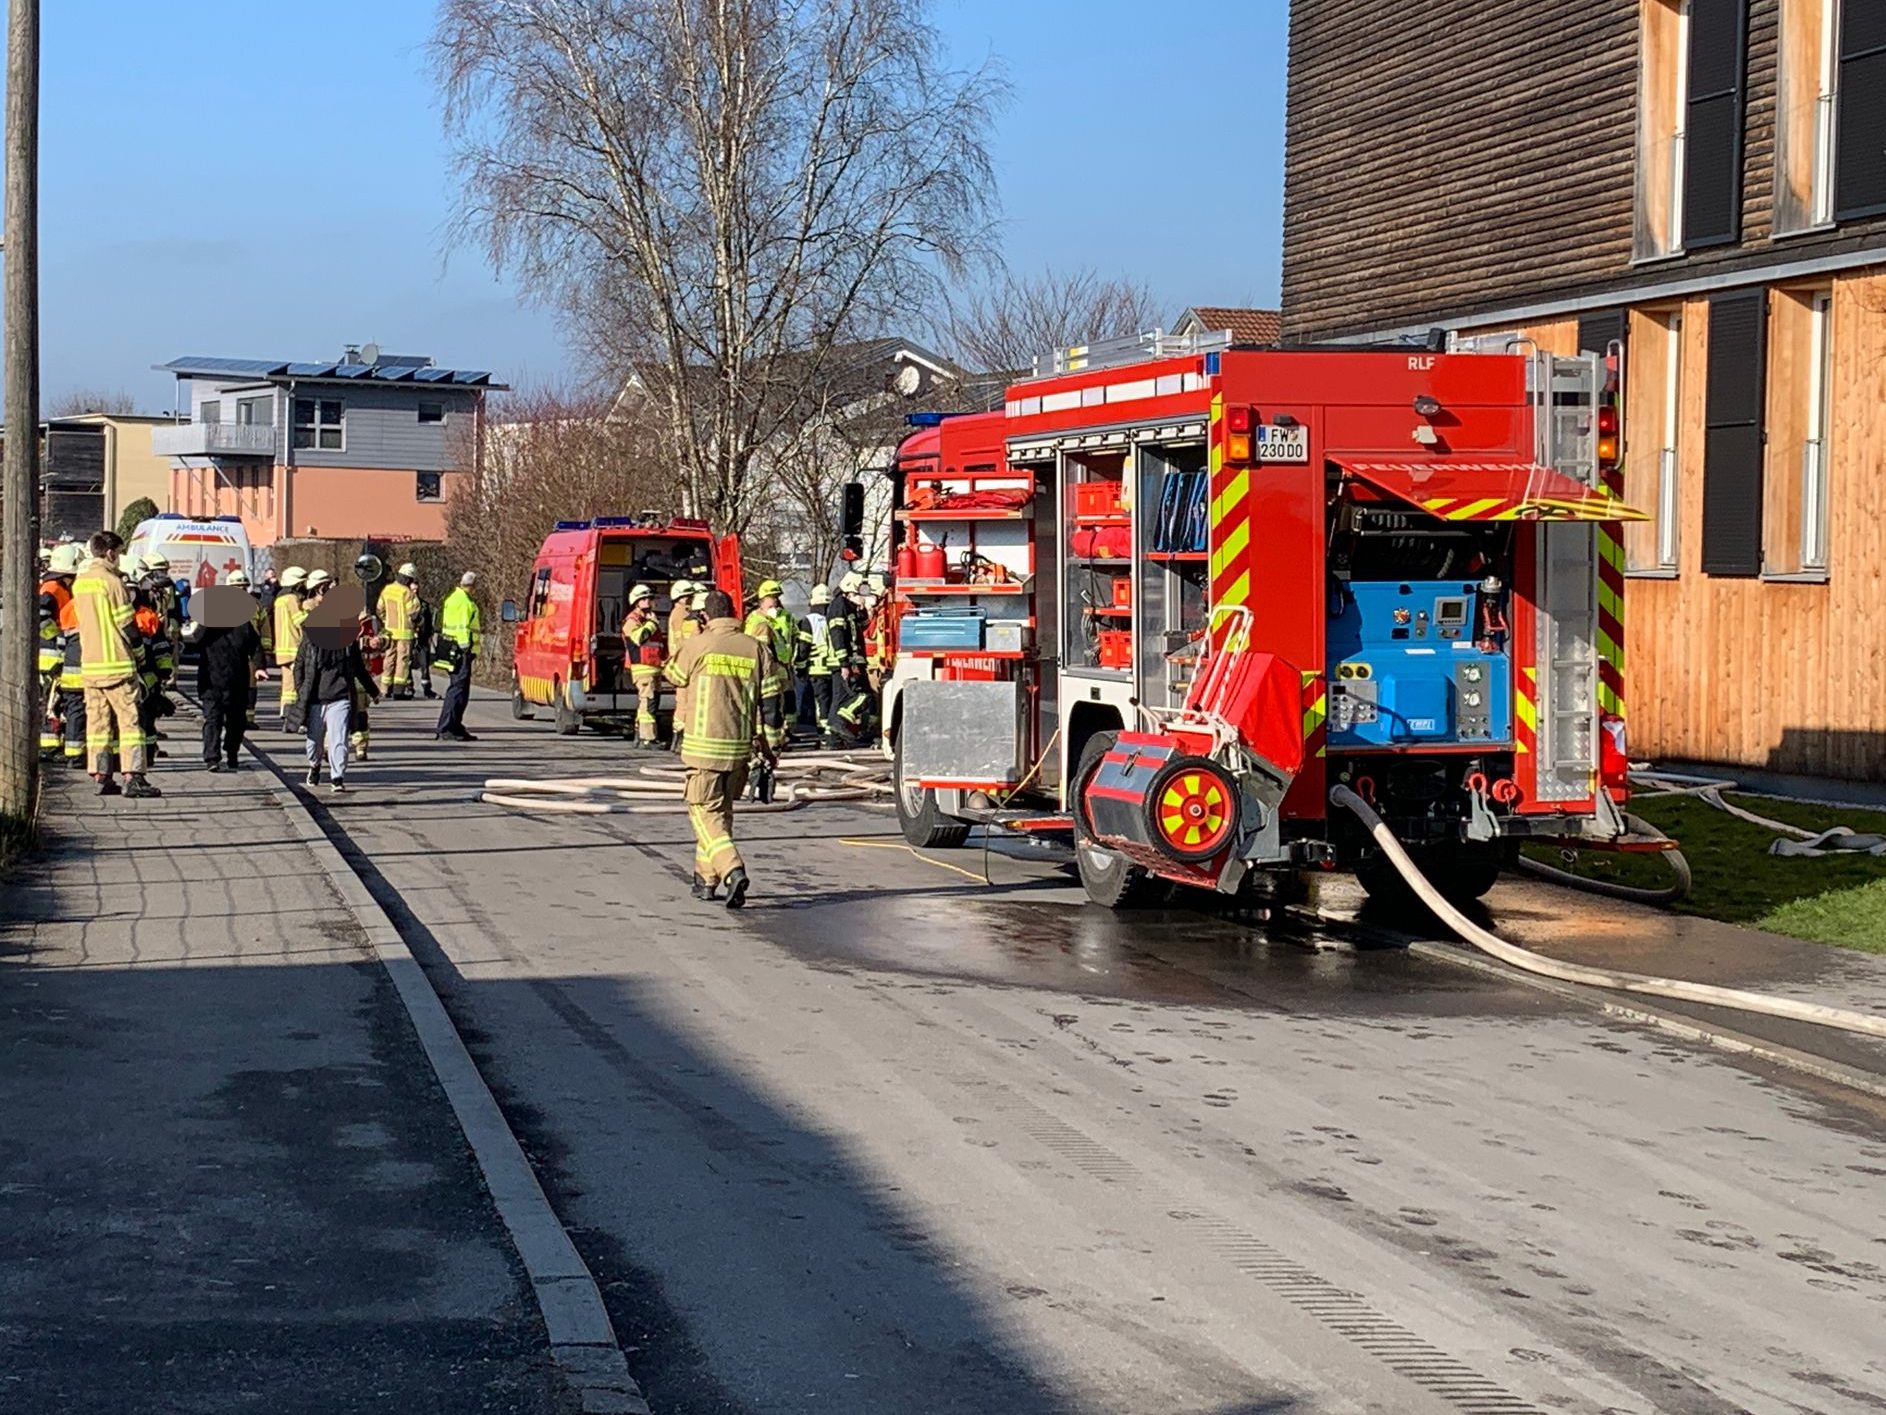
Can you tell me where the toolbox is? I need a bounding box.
[1074,479,1125,519]
[900,609,986,651]
[1097,627,1133,669]
[985,620,1031,654]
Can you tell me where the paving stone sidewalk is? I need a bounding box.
[0,754,574,1414]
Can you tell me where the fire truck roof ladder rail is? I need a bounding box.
[1030,328,1233,379]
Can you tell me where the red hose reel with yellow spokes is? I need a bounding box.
[1146,758,1238,863]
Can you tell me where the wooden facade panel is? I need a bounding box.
[1625,271,1886,777]
[1284,0,1886,342]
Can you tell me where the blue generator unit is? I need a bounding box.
[1325,580,1512,749]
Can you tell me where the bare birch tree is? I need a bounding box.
[433,0,1002,536]
[946,266,1162,375]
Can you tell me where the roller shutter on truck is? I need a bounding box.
[1700,290,1767,579]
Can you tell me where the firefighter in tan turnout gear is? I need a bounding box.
[72,531,160,799]
[662,589,787,908]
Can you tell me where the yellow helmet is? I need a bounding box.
[756,579,784,599]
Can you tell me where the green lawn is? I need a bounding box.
[1521,791,1886,955]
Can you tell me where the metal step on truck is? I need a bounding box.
[881,331,1647,909]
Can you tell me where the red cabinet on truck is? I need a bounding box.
[507,517,743,733]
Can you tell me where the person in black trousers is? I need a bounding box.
[186,570,267,772]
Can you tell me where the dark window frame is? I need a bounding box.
[417,401,445,425]
[292,396,345,452]
[1682,0,1751,250]
[416,471,443,503]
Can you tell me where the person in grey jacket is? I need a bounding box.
[290,575,380,793]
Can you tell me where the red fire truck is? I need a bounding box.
[506,516,743,733]
[882,333,1642,908]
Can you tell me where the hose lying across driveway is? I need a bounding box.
[1331,785,1886,1042]
[481,749,894,815]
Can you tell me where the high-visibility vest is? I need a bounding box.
[37,579,70,675]
[379,581,417,641]
[440,587,481,657]
[805,612,835,674]
[624,614,662,669]
[742,605,794,665]
[73,563,136,686]
[273,593,307,664]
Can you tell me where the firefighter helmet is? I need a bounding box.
[838,571,865,594]
[756,579,784,599]
[280,566,307,588]
[627,583,654,607]
[225,569,251,587]
[49,543,83,575]
[120,555,145,579]
[808,584,833,606]
[305,569,334,591]
[689,590,709,611]
[397,562,418,578]
[144,554,170,572]
[866,571,887,595]
[671,579,696,599]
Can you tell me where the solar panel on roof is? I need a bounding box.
[332,364,374,378]
[284,362,337,377]
[414,368,454,382]
[370,365,416,381]
[450,370,490,384]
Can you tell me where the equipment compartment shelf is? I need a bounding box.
[904,649,1031,660]
[901,583,1030,595]
[1146,551,1209,562]
[895,507,1032,522]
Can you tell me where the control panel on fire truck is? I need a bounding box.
[1325,580,1512,749]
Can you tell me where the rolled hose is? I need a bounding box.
[1331,785,1886,1042]
[481,750,894,815]
[1511,812,1693,904]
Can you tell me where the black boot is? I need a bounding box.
[721,868,750,910]
[690,874,716,901]
[123,775,162,799]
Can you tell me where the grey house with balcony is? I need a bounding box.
[154,346,506,544]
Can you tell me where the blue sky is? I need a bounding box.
[23,0,1286,411]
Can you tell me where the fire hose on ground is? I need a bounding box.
[1331,784,1886,1042]
[480,749,895,815]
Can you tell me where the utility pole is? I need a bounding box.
[0,0,41,826]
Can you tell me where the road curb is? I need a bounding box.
[232,719,651,1415]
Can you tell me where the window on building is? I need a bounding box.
[200,399,221,425]
[1625,308,1685,575]
[1636,0,1692,259]
[1776,0,1840,231]
[1700,289,1768,577]
[292,397,344,451]
[417,401,445,425]
[1835,1,1886,217]
[1683,0,1750,248]
[236,396,272,426]
[1762,287,1835,576]
[417,471,443,502]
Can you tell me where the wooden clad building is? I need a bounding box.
[1283,0,1886,781]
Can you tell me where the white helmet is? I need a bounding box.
[120,555,145,579]
[689,590,709,611]
[838,570,865,595]
[280,566,308,588]
[305,569,334,591]
[397,562,418,578]
[671,579,696,599]
[808,584,833,606]
[49,543,83,575]
[225,569,251,587]
[627,583,654,607]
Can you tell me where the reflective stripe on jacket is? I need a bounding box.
[379,581,418,640]
[663,617,786,770]
[441,587,481,657]
[273,593,307,665]
[742,605,794,665]
[73,563,136,686]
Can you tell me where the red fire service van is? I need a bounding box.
[506,516,743,733]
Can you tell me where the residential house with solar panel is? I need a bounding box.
[152,345,507,544]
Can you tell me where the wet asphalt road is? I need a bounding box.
[255,689,1886,1414]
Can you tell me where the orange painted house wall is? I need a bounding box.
[169,463,465,544]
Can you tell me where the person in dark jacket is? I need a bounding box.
[184,570,267,772]
[413,590,437,699]
[291,572,380,794]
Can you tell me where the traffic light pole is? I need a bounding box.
[0,0,41,828]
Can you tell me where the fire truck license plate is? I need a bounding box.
[1256,425,1309,463]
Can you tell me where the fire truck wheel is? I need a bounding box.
[510,673,534,720]
[893,727,969,849]
[1356,843,1506,912]
[1072,731,1161,909]
[553,681,581,736]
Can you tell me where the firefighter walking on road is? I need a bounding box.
[273,566,310,729]
[663,588,786,909]
[434,571,481,742]
[73,532,160,799]
[378,563,421,698]
[621,583,664,749]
